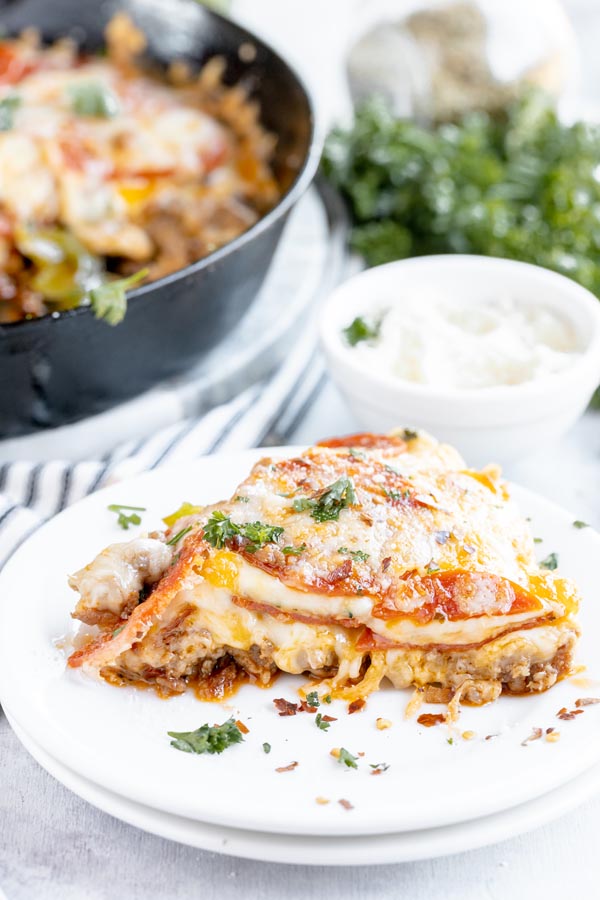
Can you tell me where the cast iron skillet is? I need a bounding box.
[0,0,321,437]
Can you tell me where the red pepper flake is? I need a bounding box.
[273,698,298,717]
[572,709,584,716]
[338,798,354,811]
[275,761,299,773]
[381,557,391,572]
[417,713,446,727]
[321,715,337,723]
[546,727,555,734]
[521,727,543,746]
[557,710,576,721]
[235,719,249,735]
[484,734,499,741]
[298,700,318,713]
[575,697,600,707]
[348,699,366,715]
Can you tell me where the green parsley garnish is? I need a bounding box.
[202,511,284,553]
[573,520,589,529]
[107,503,146,530]
[447,737,454,745]
[337,747,358,769]
[89,268,148,325]
[369,762,390,772]
[401,428,418,441]
[168,717,244,755]
[383,488,410,501]
[324,694,332,704]
[68,80,119,118]
[343,316,380,347]
[306,691,320,708]
[262,742,271,754]
[166,525,193,546]
[540,552,559,571]
[315,713,330,731]
[426,561,441,574]
[348,448,365,459]
[293,477,356,523]
[338,547,369,562]
[533,537,543,544]
[201,511,240,548]
[323,92,600,296]
[0,94,20,131]
[282,543,307,556]
[234,496,250,503]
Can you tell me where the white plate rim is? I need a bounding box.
[7,709,600,867]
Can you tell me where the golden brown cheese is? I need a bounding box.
[67,430,580,705]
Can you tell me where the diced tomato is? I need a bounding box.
[0,45,37,85]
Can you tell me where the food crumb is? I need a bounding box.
[275,761,299,773]
[376,717,392,730]
[235,719,249,735]
[461,730,476,741]
[316,796,330,805]
[545,731,561,743]
[338,798,354,811]
[330,748,341,759]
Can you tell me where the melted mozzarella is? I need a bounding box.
[199,553,553,648]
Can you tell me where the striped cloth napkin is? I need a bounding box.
[0,321,326,569]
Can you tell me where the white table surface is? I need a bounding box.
[1,387,600,900]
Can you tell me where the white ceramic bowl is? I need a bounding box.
[319,255,600,466]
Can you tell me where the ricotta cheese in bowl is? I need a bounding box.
[345,290,582,390]
[320,255,600,464]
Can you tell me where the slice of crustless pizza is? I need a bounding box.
[67,431,580,706]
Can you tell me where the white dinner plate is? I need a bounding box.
[7,710,600,866]
[1,448,599,837]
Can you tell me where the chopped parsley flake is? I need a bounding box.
[426,561,441,574]
[401,428,418,441]
[540,552,559,570]
[384,488,410,501]
[343,316,380,346]
[107,503,146,530]
[348,448,365,459]
[338,747,358,769]
[168,717,244,755]
[0,94,20,131]
[234,496,250,503]
[89,268,148,325]
[282,543,307,556]
[202,511,284,553]
[573,520,589,529]
[369,762,390,772]
[338,546,369,562]
[293,477,357,523]
[262,742,271,754]
[533,537,543,544]
[324,694,332,704]
[68,80,119,118]
[306,691,320,708]
[315,713,330,731]
[166,525,193,546]
[447,737,454,745]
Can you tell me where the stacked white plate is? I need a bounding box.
[1,448,600,866]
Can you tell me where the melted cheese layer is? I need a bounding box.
[198,554,557,648]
